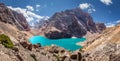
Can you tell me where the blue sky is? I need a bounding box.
[1,0,120,27]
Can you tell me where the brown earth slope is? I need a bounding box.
[82,25,120,61]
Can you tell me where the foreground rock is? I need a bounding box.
[0,39,86,61]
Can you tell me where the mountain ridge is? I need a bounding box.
[0,3,30,31]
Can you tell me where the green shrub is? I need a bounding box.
[0,34,14,48]
[53,54,60,61]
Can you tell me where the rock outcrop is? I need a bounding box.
[45,30,72,39]
[0,3,30,31]
[39,8,106,39]
[96,23,106,33]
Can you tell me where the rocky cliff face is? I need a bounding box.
[82,24,120,61]
[39,8,106,39]
[0,3,30,31]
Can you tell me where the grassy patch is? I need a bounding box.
[53,54,61,61]
[0,34,14,48]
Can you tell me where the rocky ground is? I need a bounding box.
[82,25,120,61]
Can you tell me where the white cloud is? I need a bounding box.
[79,3,90,9]
[116,20,120,23]
[36,4,40,11]
[36,4,40,8]
[88,9,96,13]
[8,6,49,26]
[105,23,115,27]
[79,3,96,13]
[105,19,120,27]
[100,0,112,5]
[26,5,34,11]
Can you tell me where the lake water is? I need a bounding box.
[29,36,86,51]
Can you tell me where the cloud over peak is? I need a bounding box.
[26,5,34,11]
[79,3,90,9]
[8,6,49,26]
[79,3,96,13]
[100,0,113,5]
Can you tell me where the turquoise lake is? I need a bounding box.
[29,36,86,51]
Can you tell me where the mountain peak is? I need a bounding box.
[39,8,106,39]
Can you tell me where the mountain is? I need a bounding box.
[0,3,30,31]
[39,8,106,39]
